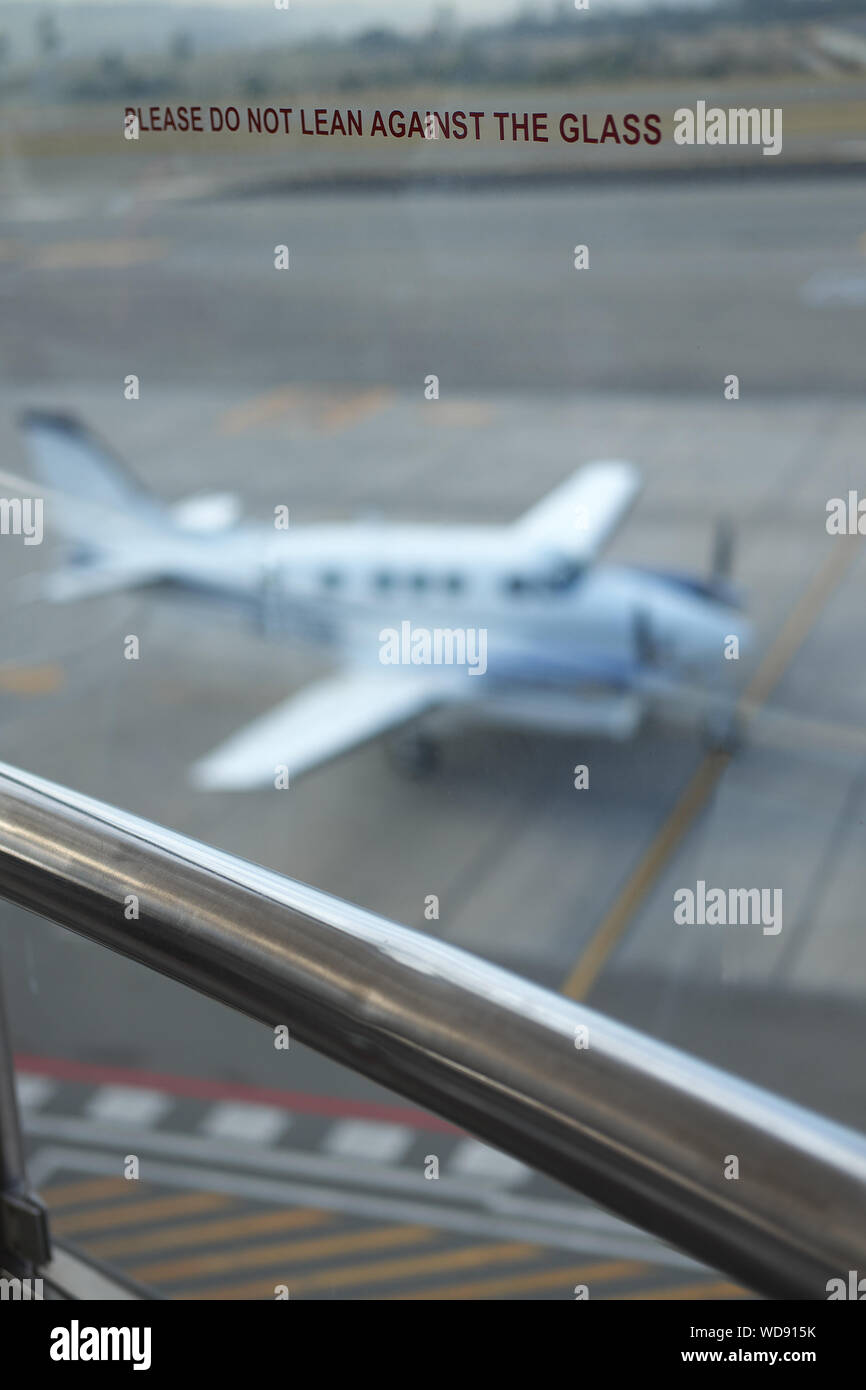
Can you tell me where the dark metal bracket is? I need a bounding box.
[0,964,52,1275]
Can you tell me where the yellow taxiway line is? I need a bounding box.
[620,1279,745,1300]
[86,1205,330,1261]
[389,1257,648,1301]
[52,1190,233,1237]
[219,385,393,437]
[179,1239,539,1301]
[132,1221,432,1286]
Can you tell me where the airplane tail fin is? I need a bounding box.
[14,412,243,603]
[18,411,163,540]
[13,411,175,602]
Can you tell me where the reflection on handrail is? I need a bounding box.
[0,760,864,1299]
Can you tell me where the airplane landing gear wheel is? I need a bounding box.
[701,706,743,756]
[386,731,440,779]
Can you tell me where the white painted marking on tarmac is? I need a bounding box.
[15,1075,56,1110]
[449,1139,531,1187]
[24,1111,485,1202]
[24,1144,699,1269]
[19,1110,697,1268]
[84,1086,172,1128]
[324,1119,413,1164]
[200,1102,289,1145]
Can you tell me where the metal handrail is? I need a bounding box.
[0,759,864,1299]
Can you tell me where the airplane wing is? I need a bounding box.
[191,670,440,790]
[513,460,641,565]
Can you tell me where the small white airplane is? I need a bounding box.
[14,411,750,789]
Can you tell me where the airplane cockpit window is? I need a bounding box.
[2,0,864,1320]
[547,564,582,593]
[505,565,580,596]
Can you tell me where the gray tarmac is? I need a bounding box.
[1,168,865,1297]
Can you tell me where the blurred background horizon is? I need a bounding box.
[0,0,865,94]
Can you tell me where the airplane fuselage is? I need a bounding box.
[152,519,747,697]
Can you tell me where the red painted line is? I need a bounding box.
[14,1054,462,1135]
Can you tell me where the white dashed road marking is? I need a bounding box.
[449,1140,531,1188]
[85,1086,173,1128]
[15,1074,57,1110]
[324,1119,414,1165]
[200,1102,290,1146]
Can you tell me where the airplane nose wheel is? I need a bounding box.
[385,730,440,778]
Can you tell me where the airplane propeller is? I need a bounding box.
[632,608,659,669]
[711,517,735,584]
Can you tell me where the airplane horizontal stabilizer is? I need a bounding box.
[18,562,165,604]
